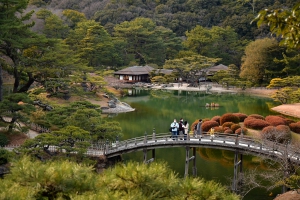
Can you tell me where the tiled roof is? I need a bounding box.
[206,64,228,71]
[114,66,154,75]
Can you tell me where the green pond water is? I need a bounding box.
[108,89,281,199]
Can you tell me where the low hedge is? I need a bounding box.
[289,122,300,134]
[220,113,240,125]
[224,129,233,134]
[211,116,220,124]
[235,127,248,135]
[231,124,241,133]
[244,117,270,130]
[233,113,248,122]
[248,114,265,120]
[265,115,287,126]
[202,120,219,132]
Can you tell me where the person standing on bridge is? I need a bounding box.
[170,119,179,140]
[195,119,203,138]
[183,120,189,140]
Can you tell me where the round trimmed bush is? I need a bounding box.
[265,115,287,126]
[220,113,240,125]
[201,120,219,132]
[233,113,248,122]
[211,116,220,124]
[0,133,9,146]
[231,124,241,133]
[289,122,300,133]
[235,127,248,135]
[213,126,223,133]
[222,122,234,128]
[248,114,265,120]
[224,129,233,134]
[244,117,270,130]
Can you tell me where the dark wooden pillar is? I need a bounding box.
[232,151,243,193]
[184,146,196,178]
[192,147,197,177]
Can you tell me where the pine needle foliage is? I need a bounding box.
[0,158,240,200]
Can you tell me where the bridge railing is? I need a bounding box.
[104,132,266,153]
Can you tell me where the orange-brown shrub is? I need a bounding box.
[202,120,219,132]
[289,122,300,134]
[213,126,223,133]
[223,127,230,131]
[233,113,248,122]
[231,124,241,133]
[222,122,234,128]
[244,118,270,130]
[224,129,233,134]
[211,116,220,124]
[265,115,287,126]
[235,127,248,135]
[261,125,291,143]
[220,113,240,125]
[248,114,265,120]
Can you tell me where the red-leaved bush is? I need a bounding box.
[235,127,248,135]
[220,113,240,125]
[211,116,220,124]
[202,120,219,132]
[289,122,300,134]
[244,117,270,130]
[233,113,248,122]
[265,115,287,126]
[222,122,234,128]
[248,114,265,120]
[224,129,233,134]
[231,124,241,133]
[213,126,223,133]
[223,127,230,131]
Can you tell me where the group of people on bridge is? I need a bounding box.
[170,118,215,140]
[170,118,204,140]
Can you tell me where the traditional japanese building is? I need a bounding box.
[114,66,155,83]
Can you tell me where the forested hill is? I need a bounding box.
[39,0,296,39]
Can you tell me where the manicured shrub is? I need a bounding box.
[261,125,291,143]
[223,126,230,131]
[0,133,9,146]
[233,113,248,122]
[202,120,219,132]
[211,116,220,124]
[235,127,248,135]
[222,122,234,128]
[265,115,287,126]
[220,113,240,125]
[231,124,241,133]
[213,126,223,133]
[289,122,300,134]
[224,129,233,134]
[244,118,270,130]
[248,114,265,120]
